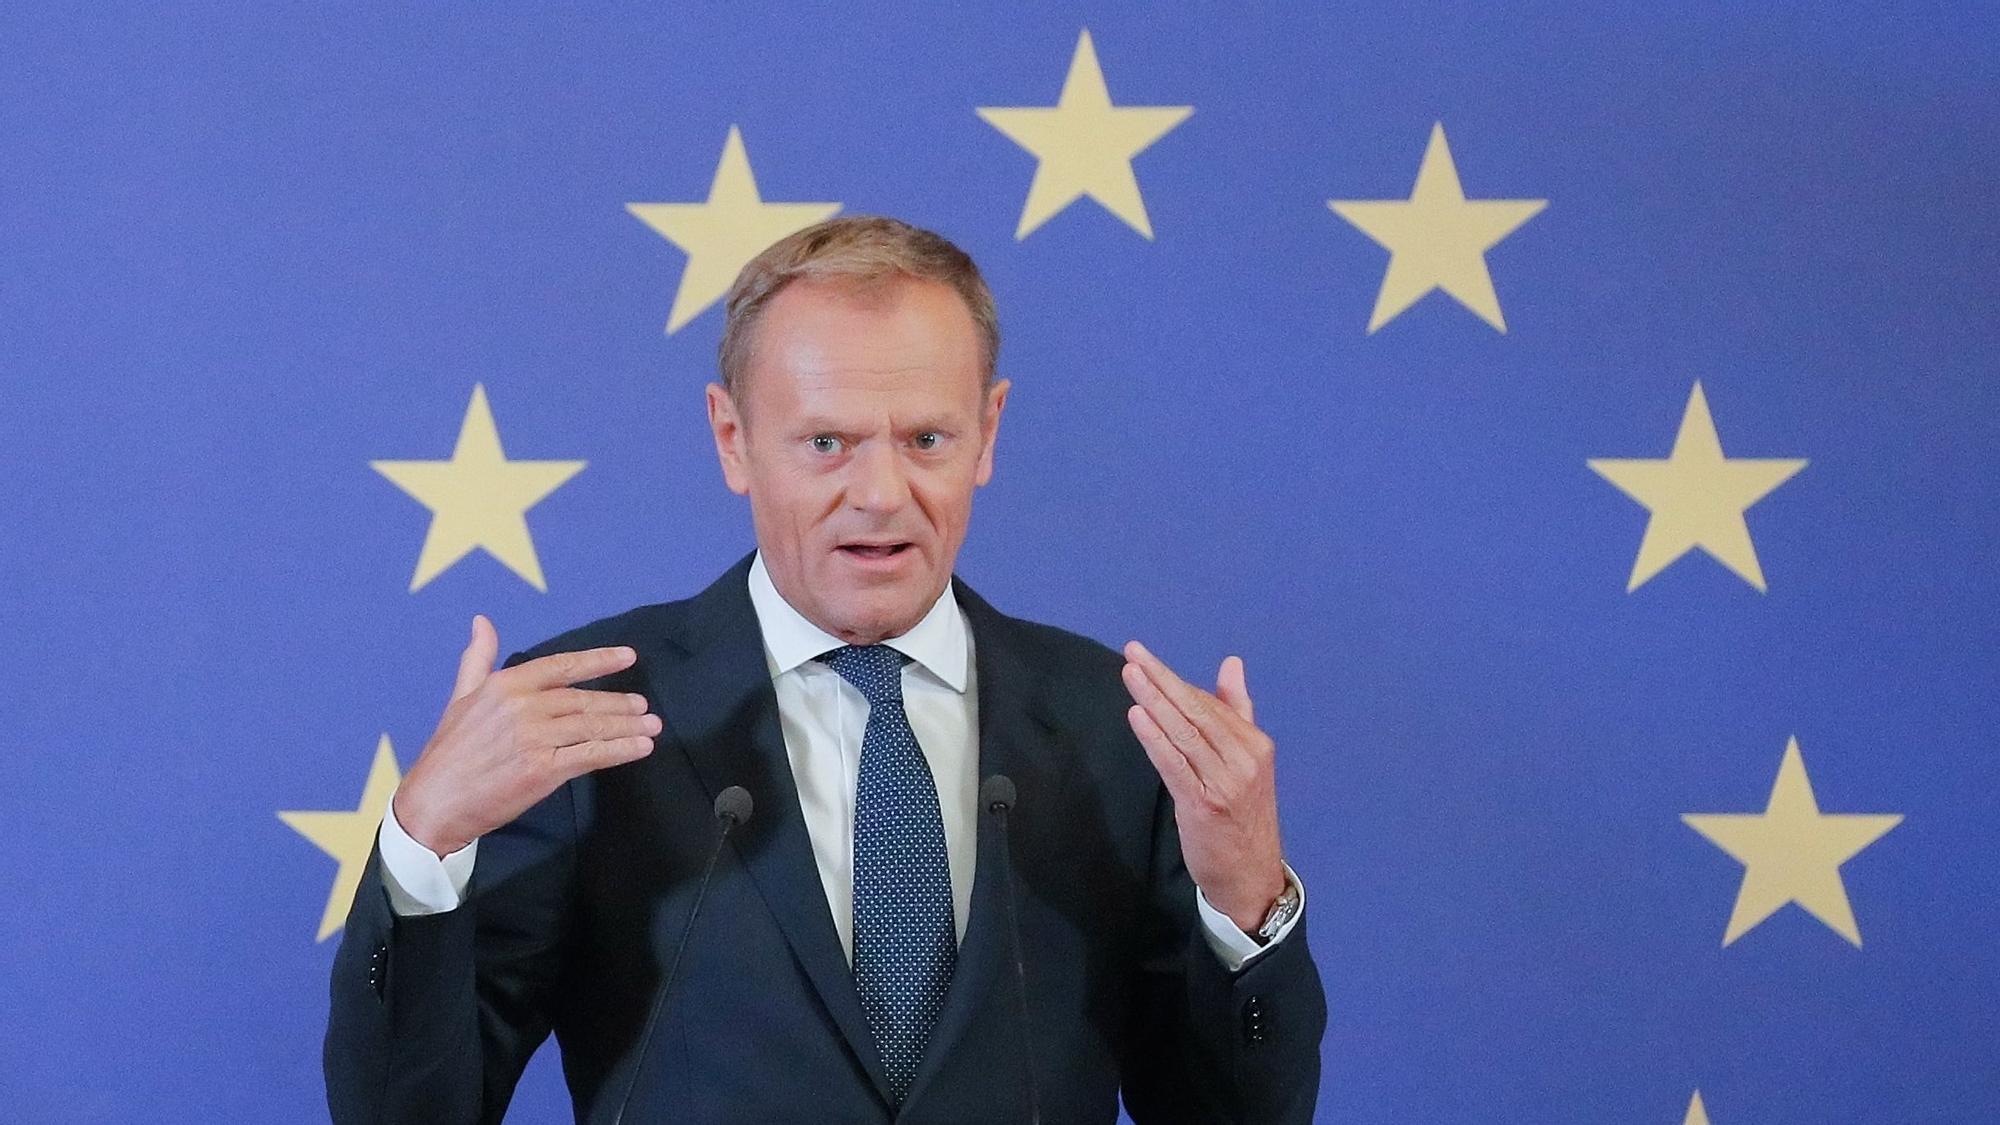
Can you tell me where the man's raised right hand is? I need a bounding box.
[392,614,661,859]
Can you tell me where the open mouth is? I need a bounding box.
[838,542,913,560]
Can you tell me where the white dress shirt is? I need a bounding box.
[377,552,1303,972]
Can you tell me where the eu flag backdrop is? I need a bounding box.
[4,4,1997,1121]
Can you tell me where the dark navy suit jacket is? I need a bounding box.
[325,553,1326,1123]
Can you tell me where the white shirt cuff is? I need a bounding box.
[1195,863,1306,973]
[376,793,477,917]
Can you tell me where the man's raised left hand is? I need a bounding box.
[1121,640,1288,933]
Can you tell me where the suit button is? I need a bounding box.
[1241,996,1267,1045]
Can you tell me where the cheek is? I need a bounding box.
[912,467,977,541]
[747,462,835,539]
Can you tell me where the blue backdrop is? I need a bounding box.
[4,4,1997,1122]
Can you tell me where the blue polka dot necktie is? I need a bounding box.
[818,644,957,1106]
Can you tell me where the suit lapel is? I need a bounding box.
[641,553,894,1107]
[899,577,1076,1114]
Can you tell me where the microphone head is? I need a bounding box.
[713,785,754,826]
[980,774,1017,814]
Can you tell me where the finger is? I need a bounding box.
[544,711,662,748]
[1215,655,1254,724]
[1124,640,1246,750]
[452,615,499,701]
[514,645,639,690]
[536,688,651,718]
[1128,705,1204,807]
[1121,660,1224,780]
[555,735,656,778]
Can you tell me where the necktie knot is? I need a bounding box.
[816,644,910,708]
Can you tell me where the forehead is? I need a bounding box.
[739,276,986,421]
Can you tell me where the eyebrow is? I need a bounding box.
[794,416,961,435]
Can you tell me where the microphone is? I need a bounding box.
[981,774,1040,1125]
[611,785,754,1125]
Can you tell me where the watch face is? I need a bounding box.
[1258,881,1300,939]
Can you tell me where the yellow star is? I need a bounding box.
[977,28,1192,240]
[279,734,401,942]
[626,126,841,333]
[371,384,585,592]
[1328,123,1546,332]
[1589,382,1806,592]
[1683,737,1902,947]
[1683,1090,1711,1125]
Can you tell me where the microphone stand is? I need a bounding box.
[982,774,1040,1125]
[610,785,754,1125]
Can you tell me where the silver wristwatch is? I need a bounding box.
[1253,870,1302,944]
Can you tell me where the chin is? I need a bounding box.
[835,591,929,642]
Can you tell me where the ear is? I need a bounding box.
[974,377,1010,487]
[707,383,751,495]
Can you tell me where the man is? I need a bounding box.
[326,216,1325,1123]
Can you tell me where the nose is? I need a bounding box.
[846,439,912,513]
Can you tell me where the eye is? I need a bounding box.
[913,431,942,451]
[809,434,842,454]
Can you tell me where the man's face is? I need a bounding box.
[707,275,1009,645]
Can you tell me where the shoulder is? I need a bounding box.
[959,577,1121,668]
[508,551,762,671]
[505,599,695,668]
[962,589,1133,727]
[965,598,1165,826]
[991,613,1126,687]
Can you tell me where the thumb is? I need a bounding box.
[451,614,499,701]
[1216,655,1254,723]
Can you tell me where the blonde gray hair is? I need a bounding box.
[718,215,1000,398]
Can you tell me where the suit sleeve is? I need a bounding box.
[323,756,580,1124]
[1119,783,1327,1125]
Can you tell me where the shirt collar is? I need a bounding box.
[747,550,969,693]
